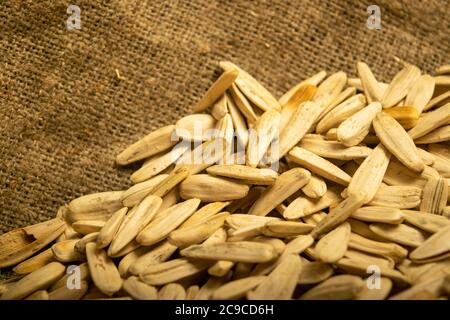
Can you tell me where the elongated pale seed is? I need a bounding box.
[108,195,162,255]
[415,125,450,144]
[401,210,450,233]
[316,94,366,134]
[246,110,280,167]
[301,174,327,199]
[136,198,201,246]
[405,75,435,114]
[300,275,364,300]
[288,147,351,185]
[248,168,311,216]
[299,138,372,160]
[214,113,234,145]
[369,223,428,247]
[180,174,249,202]
[410,225,450,261]
[180,201,230,229]
[420,177,448,215]
[208,260,235,277]
[116,125,177,165]
[130,145,189,183]
[315,222,351,263]
[279,84,317,132]
[225,214,280,229]
[25,290,49,300]
[262,221,314,237]
[207,165,277,185]
[248,254,302,300]
[68,191,124,220]
[158,283,186,300]
[317,87,357,121]
[86,243,122,296]
[50,263,90,291]
[347,144,391,203]
[96,207,127,249]
[48,280,88,300]
[357,61,384,102]
[383,106,419,129]
[194,68,239,112]
[313,71,347,108]
[1,262,65,300]
[382,64,421,108]
[128,240,177,275]
[220,61,280,112]
[425,90,450,112]
[283,187,342,220]
[369,185,422,209]
[140,258,212,286]
[151,166,189,198]
[211,94,228,120]
[344,248,394,269]
[212,276,266,300]
[13,248,55,274]
[169,213,229,248]
[408,103,450,139]
[348,233,408,262]
[181,241,277,263]
[175,114,216,141]
[310,195,365,239]
[298,261,334,285]
[351,206,404,224]
[279,71,325,106]
[225,93,248,148]
[274,101,323,160]
[337,102,382,146]
[373,112,424,172]
[74,232,98,253]
[71,220,104,235]
[228,83,258,124]
[122,276,158,300]
[51,239,84,263]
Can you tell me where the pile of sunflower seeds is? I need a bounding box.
[1,60,450,300]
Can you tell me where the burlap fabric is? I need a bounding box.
[0,1,449,235]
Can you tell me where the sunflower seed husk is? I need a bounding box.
[279,84,317,132]
[13,248,55,274]
[116,125,177,165]
[130,146,188,183]
[301,174,327,198]
[288,147,351,185]
[310,194,365,239]
[248,254,302,300]
[211,276,265,300]
[221,61,280,112]
[71,220,105,235]
[211,95,228,120]
[248,168,311,216]
[122,276,158,300]
[369,223,428,247]
[48,280,88,300]
[128,240,177,275]
[50,263,90,291]
[420,177,448,215]
[262,221,314,238]
[180,174,249,202]
[382,64,421,108]
[337,102,382,146]
[415,125,450,144]
[284,187,342,220]
[96,207,127,249]
[67,191,124,221]
[25,290,49,300]
[207,165,278,184]
[181,241,277,263]
[194,68,239,112]
[175,114,216,141]
[299,138,372,160]
[228,83,258,124]
[247,110,281,167]
[424,90,450,112]
[74,232,98,254]
[279,71,325,106]
[410,225,450,262]
[316,94,366,134]
[118,246,152,277]
[86,243,122,296]
[299,274,364,300]
[315,222,351,263]
[1,262,65,300]
[317,87,357,121]
[405,75,435,114]
[158,283,186,300]
[168,213,229,248]
[313,71,347,108]
[344,248,395,269]
[351,206,404,224]
[137,198,201,246]
[373,112,424,172]
[109,195,162,256]
[434,76,450,87]
[357,61,384,102]
[408,103,450,139]
[348,233,408,262]
[180,201,230,229]
[368,185,422,209]
[382,106,419,129]
[298,261,334,285]
[347,144,391,203]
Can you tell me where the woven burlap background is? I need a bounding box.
[0,0,449,240]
